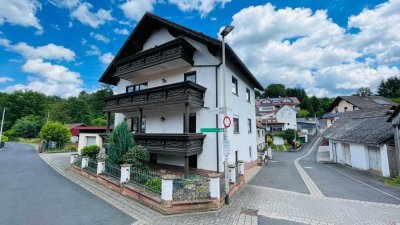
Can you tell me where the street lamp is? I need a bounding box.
[220,25,234,205]
[0,107,8,147]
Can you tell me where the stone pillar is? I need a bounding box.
[70,154,78,164]
[97,160,105,175]
[161,175,174,201]
[120,164,131,183]
[228,164,236,184]
[237,160,244,175]
[208,173,220,200]
[81,156,89,169]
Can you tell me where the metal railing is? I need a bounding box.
[173,176,210,201]
[104,163,121,179]
[87,159,97,173]
[73,155,82,167]
[129,167,161,195]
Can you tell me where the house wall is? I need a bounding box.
[330,100,355,113]
[113,28,257,172]
[349,143,369,170]
[329,140,344,163]
[257,128,265,151]
[78,133,104,155]
[379,144,390,177]
[276,105,297,130]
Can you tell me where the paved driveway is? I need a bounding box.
[0,143,135,225]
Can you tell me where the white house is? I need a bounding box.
[324,107,397,177]
[99,13,263,175]
[258,105,297,132]
[388,106,400,177]
[256,120,266,151]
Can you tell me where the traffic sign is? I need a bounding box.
[223,140,230,156]
[200,128,224,133]
[223,116,231,128]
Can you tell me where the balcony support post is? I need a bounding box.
[106,111,111,134]
[184,103,189,178]
[138,108,143,134]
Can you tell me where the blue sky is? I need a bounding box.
[0,0,399,97]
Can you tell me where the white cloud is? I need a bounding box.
[0,37,75,61]
[0,77,14,83]
[168,0,231,17]
[99,52,114,64]
[114,28,129,35]
[2,59,83,97]
[0,0,43,31]
[71,2,114,28]
[224,1,400,96]
[90,32,110,43]
[119,0,155,21]
[85,45,101,56]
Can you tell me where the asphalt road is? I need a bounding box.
[0,143,135,225]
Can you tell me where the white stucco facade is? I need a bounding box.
[113,28,258,172]
[78,133,104,155]
[276,105,297,130]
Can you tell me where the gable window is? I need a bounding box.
[126,82,148,93]
[233,117,239,134]
[184,71,196,83]
[248,118,252,133]
[232,77,238,95]
[246,88,251,102]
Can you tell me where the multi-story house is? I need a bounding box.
[256,97,300,132]
[99,13,263,175]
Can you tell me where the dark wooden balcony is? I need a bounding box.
[104,81,206,112]
[113,37,196,79]
[134,133,206,156]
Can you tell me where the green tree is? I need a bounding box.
[107,122,134,165]
[378,76,400,97]
[281,129,297,144]
[265,84,287,98]
[49,97,91,124]
[286,87,307,102]
[298,109,310,118]
[40,121,71,143]
[122,145,150,170]
[13,115,44,138]
[354,87,373,97]
[91,117,108,126]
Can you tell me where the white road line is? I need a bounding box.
[322,163,400,202]
[294,136,324,197]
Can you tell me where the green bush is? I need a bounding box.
[144,178,161,193]
[266,137,273,146]
[69,146,77,151]
[13,115,44,138]
[82,145,100,159]
[122,145,150,171]
[107,121,134,165]
[1,135,8,142]
[4,129,17,141]
[40,121,71,143]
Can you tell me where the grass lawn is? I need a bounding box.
[16,138,42,145]
[384,177,400,186]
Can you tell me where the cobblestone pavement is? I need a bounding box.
[41,151,400,225]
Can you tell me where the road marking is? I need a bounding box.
[269,160,278,163]
[304,167,313,169]
[322,164,400,202]
[294,136,324,197]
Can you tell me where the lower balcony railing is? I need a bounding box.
[134,133,206,156]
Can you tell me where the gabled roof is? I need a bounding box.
[99,12,263,90]
[323,106,394,145]
[256,97,300,106]
[325,95,396,113]
[68,123,87,129]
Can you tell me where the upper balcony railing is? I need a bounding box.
[104,81,206,112]
[113,37,196,78]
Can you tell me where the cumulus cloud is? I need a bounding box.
[2,59,83,97]
[169,0,231,17]
[119,0,155,21]
[71,2,114,28]
[0,37,75,61]
[99,52,114,64]
[224,1,400,96]
[114,28,129,35]
[90,32,110,43]
[0,77,14,83]
[0,0,43,31]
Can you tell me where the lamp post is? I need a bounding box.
[220,25,234,205]
[0,108,7,147]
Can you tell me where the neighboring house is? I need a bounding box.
[98,12,263,174]
[68,123,87,137]
[387,106,400,177]
[324,106,398,177]
[256,97,300,113]
[256,120,266,151]
[321,96,395,128]
[258,105,297,131]
[77,126,113,155]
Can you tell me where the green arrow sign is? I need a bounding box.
[200,128,224,133]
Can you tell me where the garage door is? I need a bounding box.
[86,136,96,146]
[343,144,351,166]
[368,146,381,172]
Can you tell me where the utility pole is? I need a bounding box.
[220,25,234,205]
[0,108,7,147]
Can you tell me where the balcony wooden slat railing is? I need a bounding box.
[104,81,206,112]
[134,133,206,156]
[114,37,196,77]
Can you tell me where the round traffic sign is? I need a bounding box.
[223,116,231,128]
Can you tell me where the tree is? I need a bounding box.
[286,87,307,102]
[122,145,150,170]
[49,97,91,124]
[107,122,134,165]
[91,117,108,126]
[354,87,373,97]
[378,76,400,97]
[40,121,71,143]
[265,84,287,98]
[298,109,310,118]
[13,115,44,138]
[281,129,297,144]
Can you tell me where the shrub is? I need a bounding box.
[107,122,134,165]
[69,146,77,151]
[13,115,44,138]
[1,135,8,142]
[82,145,100,159]
[40,121,71,143]
[266,136,273,146]
[122,145,150,171]
[4,129,17,141]
[145,178,161,193]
